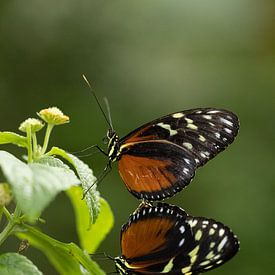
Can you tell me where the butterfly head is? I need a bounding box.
[114,257,131,275]
[107,128,120,161]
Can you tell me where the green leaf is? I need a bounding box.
[0,131,28,148]
[16,225,105,275]
[0,151,79,219]
[47,147,100,223]
[67,186,114,253]
[0,252,42,275]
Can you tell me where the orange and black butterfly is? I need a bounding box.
[114,203,239,274]
[84,76,239,200]
[97,107,239,201]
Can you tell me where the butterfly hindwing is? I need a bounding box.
[116,204,239,274]
[118,141,196,200]
[120,204,191,269]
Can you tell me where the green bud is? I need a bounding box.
[38,107,70,125]
[19,118,44,133]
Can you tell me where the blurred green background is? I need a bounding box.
[0,0,274,274]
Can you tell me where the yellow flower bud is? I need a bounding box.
[19,118,44,133]
[38,107,70,125]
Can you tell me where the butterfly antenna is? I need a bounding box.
[103,97,114,130]
[82,74,112,129]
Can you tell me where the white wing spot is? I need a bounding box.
[179,238,185,247]
[203,220,209,225]
[209,228,215,235]
[219,228,225,236]
[209,122,215,126]
[210,242,215,248]
[183,142,193,150]
[199,135,206,142]
[218,236,228,251]
[215,132,221,139]
[184,158,191,164]
[203,115,212,120]
[179,226,185,233]
[200,152,207,158]
[196,110,202,114]
[181,266,191,273]
[206,251,215,259]
[200,260,210,266]
[183,168,189,174]
[224,128,232,134]
[172,112,185,118]
[195,158,200,164]
[189,219,198,227]
[157,122,178,136]
[220,117,233,127]
[185,118,193,124]
[162,258,174,272]
[213,223,218,228]
[207,110,220,114]
[195,230,203,241]
[187,123,198,130]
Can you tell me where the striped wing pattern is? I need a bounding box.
[116,204,239,274]
[117,108,239,200]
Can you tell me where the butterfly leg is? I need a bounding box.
[135,200,153,212]
[82,161,112,199]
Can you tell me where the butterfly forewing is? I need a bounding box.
[116,108,239,200]
[118,204,239,274]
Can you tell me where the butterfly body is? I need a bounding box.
[106,108,239,201]
[115,203,239,274]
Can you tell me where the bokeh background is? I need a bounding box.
[0,1,274,274]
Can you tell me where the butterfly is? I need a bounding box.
[100,107,239,201]
[114,203,239,274]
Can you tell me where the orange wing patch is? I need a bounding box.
[123,125,157,143]
[118,154,176,194]
[121,217,174,267]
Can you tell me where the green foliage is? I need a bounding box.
[0,107,113,274]
[67,187,114,253]
[17,225,105,275]
[0,131,28,148]
[0,253,42,275]
[47,147,101,224]
[0,151,79,220]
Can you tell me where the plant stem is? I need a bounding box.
[26,126,33,163]
[0,206,21,246]
[2,207,12,221]
[32,132,38,158]
[41,124,54,154]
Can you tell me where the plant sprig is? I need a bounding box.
[0,107,113,274]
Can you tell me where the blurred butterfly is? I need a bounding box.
[83,76,239,200]
[114,203,239,274]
